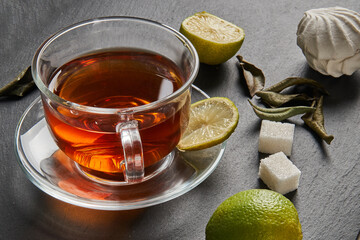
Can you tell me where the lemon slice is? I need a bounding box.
[178,97,239,151]
[180,11,245,65]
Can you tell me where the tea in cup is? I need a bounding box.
[32,17,199,184]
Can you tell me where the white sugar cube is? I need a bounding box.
[259,152,301,195]
[258,120,295,156]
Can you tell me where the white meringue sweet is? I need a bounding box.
[297,7,360,77]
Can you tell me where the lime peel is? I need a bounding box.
[206,189,303,240]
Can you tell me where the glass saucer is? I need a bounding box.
[14,85,226,210]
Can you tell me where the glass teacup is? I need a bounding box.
[31,17,199,184]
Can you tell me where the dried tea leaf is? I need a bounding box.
[0,66,35,98]
[264,77,329,95]
[237,55,265,97]
[256,90,314,107]
[301,96,334,144]
[248,99,315,121]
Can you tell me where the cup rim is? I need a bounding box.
[31,16,199,114]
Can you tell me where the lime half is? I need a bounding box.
[177,97,239,151]
[180,11,245,65]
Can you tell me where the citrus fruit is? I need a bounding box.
[180,11,245,65]
[177,97,239,151]
[206,189,303,240]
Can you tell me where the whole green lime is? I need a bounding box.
[206,189,303,240]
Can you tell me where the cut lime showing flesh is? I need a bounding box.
[180,11,245,65]
[177,97,239,151]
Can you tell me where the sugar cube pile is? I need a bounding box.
[258,120,295,156]
[259,152,301,195]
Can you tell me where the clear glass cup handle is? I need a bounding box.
[116,120,144,183]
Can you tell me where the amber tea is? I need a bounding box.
[43,49,190,180]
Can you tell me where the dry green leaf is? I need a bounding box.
[264,77,329,95]
[248,99,315,121]
[237,55,265,97]
[301,96,334,144]
[256,90,314,107]
[0,66,35,98]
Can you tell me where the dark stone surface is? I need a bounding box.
[0,1,359,239]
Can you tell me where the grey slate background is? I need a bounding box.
[0,0,359,239]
